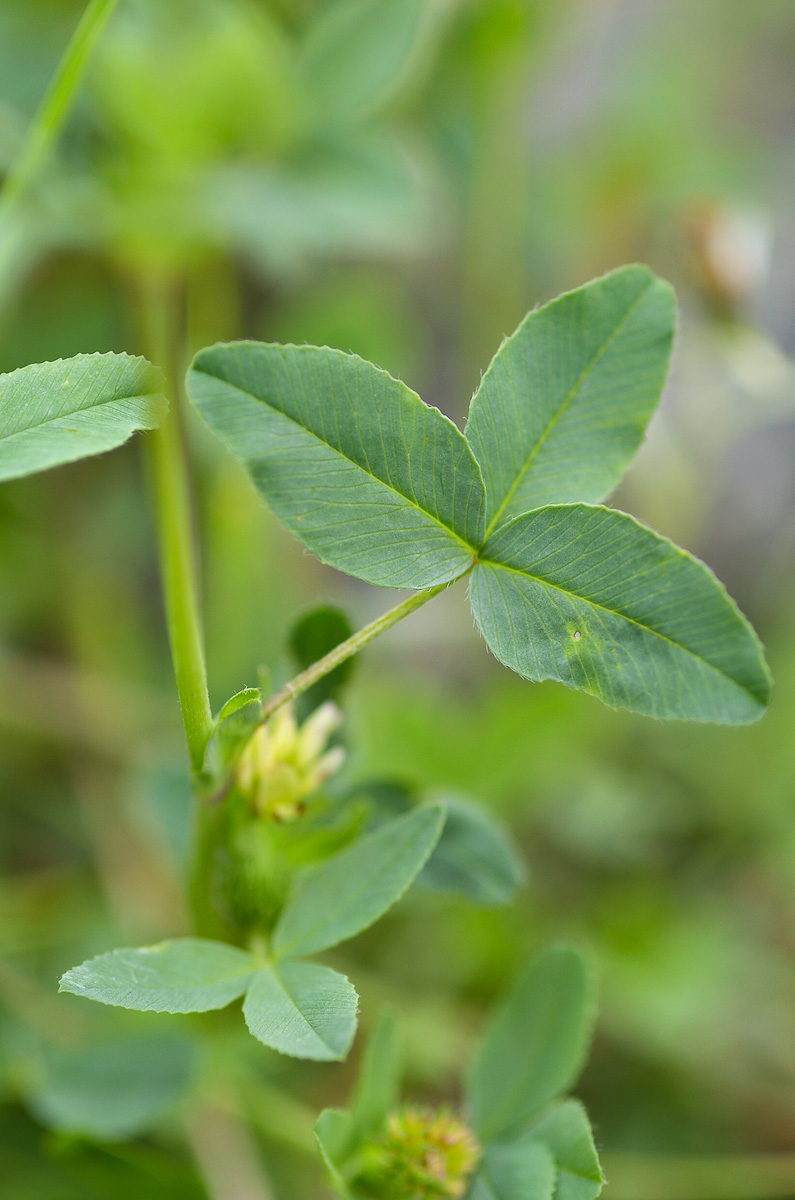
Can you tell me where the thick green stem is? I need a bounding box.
[259,581,455,723]
[139,275,213,775]
[0,0,119,222]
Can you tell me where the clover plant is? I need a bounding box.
[0,263,768,1069]
[0,3,775,1197]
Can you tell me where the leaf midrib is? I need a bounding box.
[480,277,654,540]
[274,811,440,958]
[0,390,158,441]
[192,363,479,557]
[477,557,765,706]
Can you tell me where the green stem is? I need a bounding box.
[0,0,119,222]
[139,274,213,775]
[259,580,458,723]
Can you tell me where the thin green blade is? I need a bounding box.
[59,938,258,1013]
[243,962,358,1061]
[314,1109,355,1198]
[466,945,595,1144]
[187,341,483,588]
[465,266,675,533]
[273,804,445,960]
[470,504,771,723]
[0,353,165,481]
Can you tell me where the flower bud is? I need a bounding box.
[356,1106,480,1200]
[236,701,344,821]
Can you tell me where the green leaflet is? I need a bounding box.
[187,341,483,589]
[242,961,358,1061]
[531,1102,604,1200]
[59,938,257,1013]
[467,945,594,1144]
[470,504,772,724]
[417,795,524,906]
[273,804,445,960]
[27,1033,196,1141]
[469,1140,556,1200]
[465,265,675,533]
[0,353,165,482]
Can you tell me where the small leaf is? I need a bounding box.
[27,1033,196,1141]
[0,353,166,482]
[203,688,262,778]
[273,804,445,959]
[59,938,258,1013]
[531,1101,604,1200]
[418,796,524,906]
[465,265,675,532]
[467,945,595,1144]
[289,605,354,711]
[187,342,483,589]
[470,1140,556,1200]
[314,1109,355,1198]
[243,961,358,1061]
[470,504,772,724]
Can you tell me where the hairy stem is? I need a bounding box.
[259,580,457,723]
[0,0,119,221]
[139,273,213,775]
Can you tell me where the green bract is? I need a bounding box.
[187,265,771,725]
[0,353,165,481]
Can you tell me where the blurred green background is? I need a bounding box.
[2,1,795,1196]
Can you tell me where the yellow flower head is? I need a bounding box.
[236,701,345,822]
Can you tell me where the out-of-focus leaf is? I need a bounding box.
[314,1109,354,1198]
[201,135,433,278]
[59,939,257,1013]
[417,796,524,905]
[465,266,675,529]
[300,0,434,124]
[467,945,594,1144]
[273,805,445,959]
[469,1140,556,1200]
[347,1009,401,1148]
[27,1033,196,1141]
[188,342,483,589]
[0,354,165,482]
[289,605,354,710]
[242,961,357,1061]
[530,1101,604,1200]
[470,504,772,724]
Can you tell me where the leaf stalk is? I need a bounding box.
[259,577,464,724]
